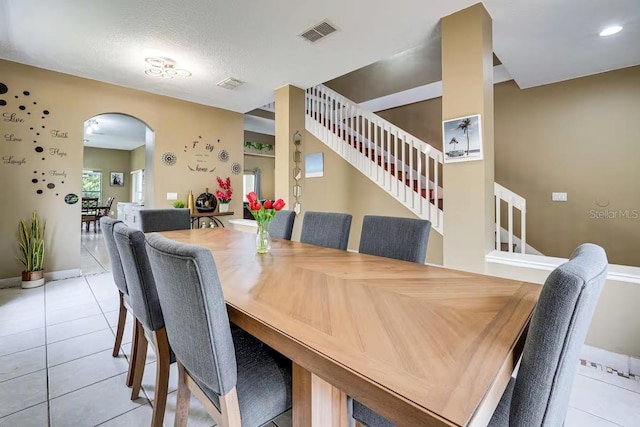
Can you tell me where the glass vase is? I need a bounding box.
[256,221,271,254]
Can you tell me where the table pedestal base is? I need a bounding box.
[293,363,349,427]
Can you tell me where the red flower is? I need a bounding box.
[263,200,273,209]
[273,199,285,211]
[247,192,258,203]
[250,201,261,211]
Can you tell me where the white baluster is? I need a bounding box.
[508,198,514,253]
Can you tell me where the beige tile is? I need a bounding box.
[0,346,46,383]
[570,374,640,426]
[565,407,621,427]
[98,403,154,426]
[0,370,47,419]
[47,328,115,367]
[0,327,45,357]
[50,373,147,427]
[46,313,110,344]
[48,348,129,398]
[0,402,48,427]
[46,301,102,325]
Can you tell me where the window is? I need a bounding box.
[243,173,255,202]
[131,169,144,203]
[82,170,102,201]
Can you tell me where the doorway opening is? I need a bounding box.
[81,113,154,275]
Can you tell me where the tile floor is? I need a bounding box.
[0,230,637,426]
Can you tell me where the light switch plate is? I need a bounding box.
[166,192,178,200]
[552,192,567,202]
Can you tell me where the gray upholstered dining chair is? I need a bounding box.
[113,223,172,427]
[145,233,292,427]
[358,215,431,263]
[138,208,191,232]
[353,243,608,427]
[268,210,296,240]
[300,211,352,250]
[99,217,130,361]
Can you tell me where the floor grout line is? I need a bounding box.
[569,406,625,426]
[576,372,640,394]
[43,277,51,426]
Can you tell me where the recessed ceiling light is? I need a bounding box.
[600,25,622,37]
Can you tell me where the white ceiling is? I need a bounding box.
[83,113,147,151]
[1,0,638,114]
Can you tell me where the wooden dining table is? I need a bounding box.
[158,228,541,427]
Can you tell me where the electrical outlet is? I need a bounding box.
[552,192,567,202]
[166,192,178,200]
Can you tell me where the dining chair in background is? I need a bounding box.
[99,217,130,361]
[358,215,431,263]
[113,223,173,427]
[300,211,352,250]
[353,243,608,427]
[268,210,296,240]
[145,233,292,427]
[138,208,191,232]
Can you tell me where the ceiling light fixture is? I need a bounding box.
[144,57,192,79]
[599,25,622,36]
[85,119,99,134]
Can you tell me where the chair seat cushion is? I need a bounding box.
[353,400,396,427]
[192,325,292,427]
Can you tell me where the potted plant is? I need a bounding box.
[17,211,45,289]
[216,176,233,213]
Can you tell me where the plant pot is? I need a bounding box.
[219,204,229,213]
[21,270,45,289]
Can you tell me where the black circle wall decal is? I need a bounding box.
[64,194,79,204]
[41,157,45,160]
[0,100,6,106]
[56,193,59,196]
[30,127,33,130]
[43,110,49,115]
[32,179,38,183]
[61,181,65,184]
[35,146,43,153]
[36,190,43,194]
[33,140,36,143]
[161,152,177,166]
[23,91,30,96]
[33,102,37,105]
[42,179,45,181]
[36,133,40,135]
[0,83,7,94]
[28,112,31,115]
[19,105,25,110]
[41,173,45,175]
[33,170,37,173]
[47,183,55,189]
[14,95,18,98]
[40,116,44,119]
[41,126,45,129]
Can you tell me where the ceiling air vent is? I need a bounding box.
[217,77,244,90]
[299,20,338,43]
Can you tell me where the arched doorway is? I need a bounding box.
[80,113,154,274]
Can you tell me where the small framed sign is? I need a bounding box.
[442,114,483,163]
[110,171,124,187]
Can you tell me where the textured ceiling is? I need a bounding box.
[1,0,638,113]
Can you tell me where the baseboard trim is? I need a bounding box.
[0,268,82,289]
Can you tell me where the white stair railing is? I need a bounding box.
[494,183,526,254]
[305,84,444,233]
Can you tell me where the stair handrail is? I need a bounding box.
[308,84,444,162]
[494,182,526,254]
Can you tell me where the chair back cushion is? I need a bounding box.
[359,215,431,263]
[300,211,352,250]
[268,210,296,240]
[145,233,237,396]
[509,243,608,426]
[138,208,191,232]
[100,217,128,295]
[113,223,165,331]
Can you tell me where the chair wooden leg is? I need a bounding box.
[126,315,140,388]
[130,319,148,399]
[175,361,191,427]
[150,328,170,427]
[112,292,127,357]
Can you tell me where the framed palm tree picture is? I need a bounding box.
[442,114,482,163]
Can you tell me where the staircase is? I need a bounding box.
[305,84,445,234]
[304,84,531,254]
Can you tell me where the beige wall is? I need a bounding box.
[374,66,640,266]
[83,147,131,216]
[130,145,145,172]
[298,132,443,265]
[244,131,275,200]
[0,60,243,279]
